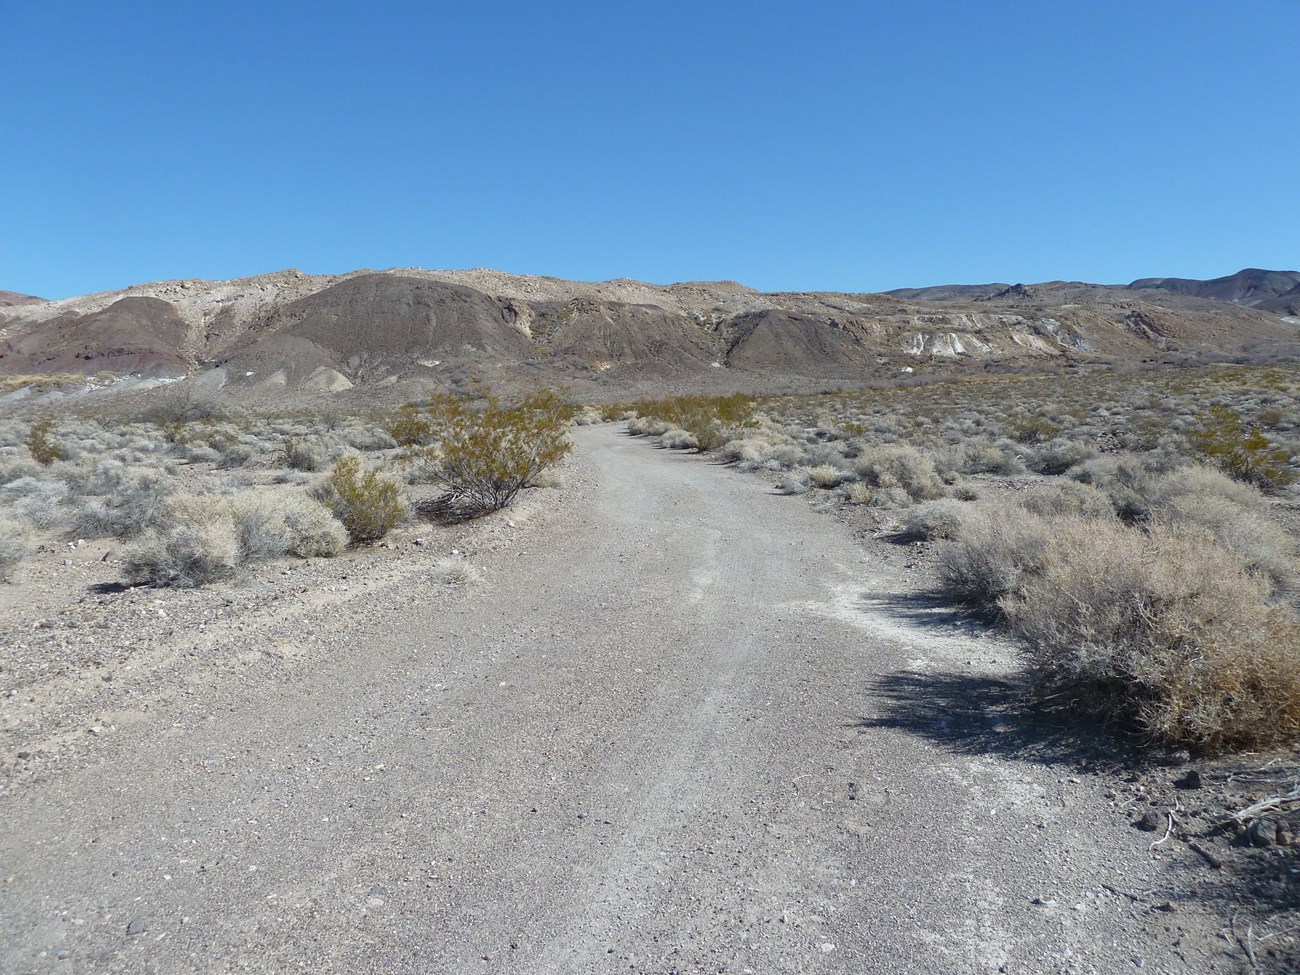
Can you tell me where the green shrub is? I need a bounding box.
[399,389,575,517]
[1191,406,1294,492]
[25,418,63,466]
[630,393,755,451]
[315,455,406,543]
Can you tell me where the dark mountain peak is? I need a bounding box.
[1126,268,1300,307]
[975,283,1034,302]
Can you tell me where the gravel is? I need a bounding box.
[0,425,1266,972]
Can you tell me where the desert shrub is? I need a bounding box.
[431,556,481,586]
[227,489,348,560]
[123,497,241,588]
[3,478,70,529]
[626,415,674,437]
[0,456,45,486]
[1151,491,1296,595]
[399,389,574,516]
[866,486,914,509]
[660,427,700,450]
[0,516,32,581]
[843,482,873,505]
[630,393,755,451]
[1001,519,1300,749]
[315,455,406,543]
[74,469,175,539]
[935,506,1053,611]
[280,494,350,557]
[1032,438,1098,475]
[852,445,945,501]
[388,405,437,446]
[1191,406,1295,491]
[806,463,851,489]
[282,437,327,472]
[1017,481,1115,520]
[895,498,969,541]
[1069,453,1162,521]
[25,418,63,466]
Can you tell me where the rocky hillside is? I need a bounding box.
[1126,267,1300,308]
[0,267,1295,403]
[0,290,44,308]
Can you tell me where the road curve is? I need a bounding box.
[0,425,1229,973]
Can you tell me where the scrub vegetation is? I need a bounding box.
[620,363,1300,751]
[0,388,573,587]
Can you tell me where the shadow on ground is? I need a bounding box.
[854,670,1135,769]
[853,591,1145,770]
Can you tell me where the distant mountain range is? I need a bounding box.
[888,267,1300,316]
[0,267,1295,403]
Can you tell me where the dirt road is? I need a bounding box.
[0,425,1237,973]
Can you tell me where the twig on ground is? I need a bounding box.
[1150,800,1180,851]
[1232,912,1261,975]
[1231,784,1300,824]
[1187,841,1224,870]
[1100,882,1145,902]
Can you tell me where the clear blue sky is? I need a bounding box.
[3,1,1297,299]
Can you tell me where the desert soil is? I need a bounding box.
[0,425,1257,973]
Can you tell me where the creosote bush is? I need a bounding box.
[25,419,63,466]
[629,393,756,451]
[1191,406,1295,492]
[398,389,575,517]
[315,455,406,543]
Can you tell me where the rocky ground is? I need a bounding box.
[1,425,1297,973]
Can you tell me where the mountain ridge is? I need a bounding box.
[0,267,1295,403]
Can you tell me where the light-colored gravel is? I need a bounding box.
[0,425,1247,972]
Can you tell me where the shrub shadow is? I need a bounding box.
[855,670,1137,769]
[87,580,133,595]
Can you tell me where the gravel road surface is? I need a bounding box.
[0,425,1237,973]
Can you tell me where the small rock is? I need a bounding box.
[1155,900,1178,912]
[125,918,146,937]
[1135,811,1163,832]
[16,751,30,760]
[1031,896,1058,906]
[1174,770,1202,790]
[1246,819,1278,848]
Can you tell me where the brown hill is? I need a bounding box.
[0,267,1295,403]
[0,296,190,376]
[0,290,44,308]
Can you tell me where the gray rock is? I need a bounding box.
[125,917,146,937]
[1135,811,1163,832]
[1246,819,1278,848]
[1174,769,1202,790]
